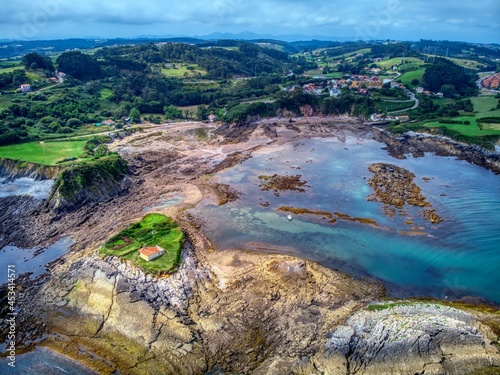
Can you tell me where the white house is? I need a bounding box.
[138,245,165,261]
[20,84,31,92]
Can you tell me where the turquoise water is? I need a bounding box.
[142,193,185,212]
[0,347,96,374]
[0,238,74,284]
[190,137,500,303]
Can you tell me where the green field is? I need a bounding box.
[25,70,46,81]
[161,63,207,78]
[100,88,113,100]
[303,69,325,76]
[398,68,426,87]
[376,57,424,69]
[99,213,184,274]
[324,72,344,79]
[0,140,87,165]
[329,48,372,59]
[0,65,23,74]
[423,55,487,70]
[424,116,500,136]
[471,96,500,118]
[422,96,500,137]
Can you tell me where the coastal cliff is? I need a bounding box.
[0,158,60,180]
[46,154,130,212]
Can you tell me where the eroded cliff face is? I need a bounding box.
[46,155,130,212]
[0,158,60,180]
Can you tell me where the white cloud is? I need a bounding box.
[0,0,498,42]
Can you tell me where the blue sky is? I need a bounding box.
[1,0,499,43]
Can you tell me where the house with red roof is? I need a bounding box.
[138,245,165,261]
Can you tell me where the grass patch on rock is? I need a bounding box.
[99,214,184,275]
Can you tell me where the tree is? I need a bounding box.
[411,79,420,86]
[196,105,209,121]
[440,84,457,98]
[422,58,478,96]
[56,51,101,80]
[22,52,54,71]
[164,105,182,120]
[66,118,83,128]
[129,107,141,123]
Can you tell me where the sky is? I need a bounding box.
[1,0,499,43]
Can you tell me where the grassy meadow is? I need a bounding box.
[0,140,87,165]
[100,88,114,100]
[99,213,185,274]
[398,69,426,87]
[0,65,24,74]
[161,63,207,78]
[376,57,424,69]
[424,117,500,137]
[471,96,500,118]
[423,55,487,70]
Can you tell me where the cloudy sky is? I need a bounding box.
[1,0,499,43]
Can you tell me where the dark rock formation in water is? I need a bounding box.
[373,129,500,174]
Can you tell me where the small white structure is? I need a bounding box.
[20,84,31,92]
[287,215,292,221]
[138,245,165,261]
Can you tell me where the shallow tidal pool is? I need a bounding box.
[190,136,500,303]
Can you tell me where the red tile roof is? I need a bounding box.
[139,247,162,257]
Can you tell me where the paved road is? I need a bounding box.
[388,92,419,114]
[62,121,214,141]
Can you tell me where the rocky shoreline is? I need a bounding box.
[372,128,500,174]
[1,118,500,374]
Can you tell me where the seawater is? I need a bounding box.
[0,347,96,374]
[0,237,74,284]
[191,137,500,303]
[0,177,54,199]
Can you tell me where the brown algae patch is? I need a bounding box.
[258,174,307,196]
[278,206,337,223]
[334,212,379,226]
[367,163,443,225]
[276,206,381,227]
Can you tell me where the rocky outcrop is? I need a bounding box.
[373,129,500,174]
[0,196,44,248]
[309,303,500,375]
[46,155,130,212]
[367,163,443,226]
[0,158,60,180]
[3,121,500,374]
